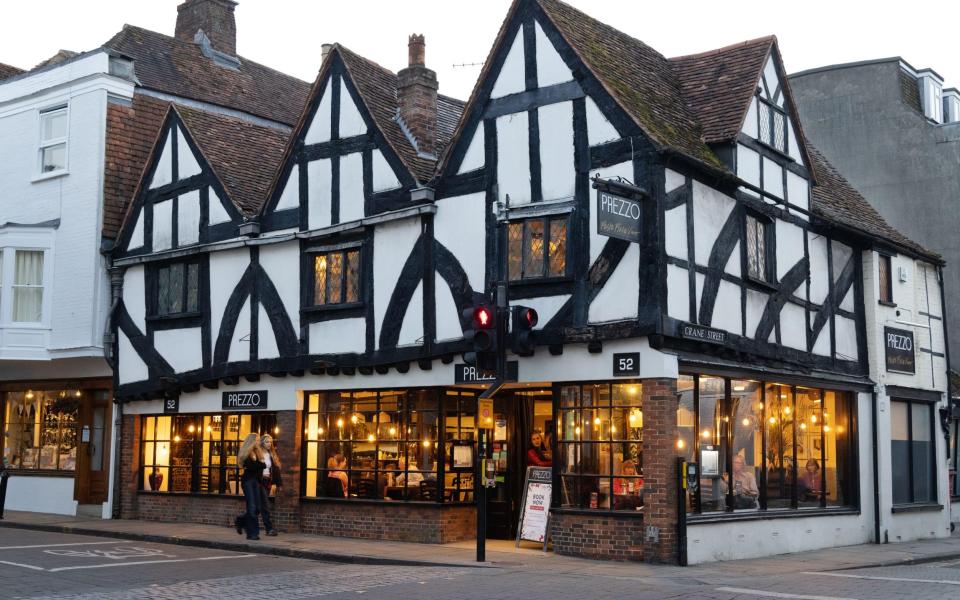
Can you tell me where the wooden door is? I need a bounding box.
[75,395,111,505]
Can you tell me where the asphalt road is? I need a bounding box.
[1,528,959,599]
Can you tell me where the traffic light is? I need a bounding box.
[462,303,497,371]
[510,305,538,356]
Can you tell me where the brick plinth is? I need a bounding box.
[550,511,645,561]
[299,501,476,544]
[640,378,679,563]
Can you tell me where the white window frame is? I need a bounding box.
[0,229,55,329]
[37,105,69,178]
[10,249,46,324]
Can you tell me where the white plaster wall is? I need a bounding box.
[812,320,830,356]
[787,119,802,163]
[258,304,279,359]
[664,205,686,260]
[178,189,201,246]
[538,101,575,201]
[517,337,676,383]
[742,96,758,138]
[209,188,232,224]
[154,327,203,372]
[496,112,530,204]
[398,281,424,347]
[589,161,633,264]
[667,264,690,322]
[228,298,250,363]
[520,294,569,331]
[374,218,421,347]
[781,302,806,350]
[309,317,366,355]
[371,149,401,192]
[840,288,854,312]
[434,272,461,342]
[304,85,331,145]
[692,181,735,267]
[534,21,572,87]
[307,158,332,230]
[274,165,299,211]
[490,31,525,98]
[118,330,148,384]
[776,219,804,280]
[585,96,619,146]
[664,168,685,195]
[589,244,639,323]
[435,193,485,292]
[737,144,761,188]
[150,131,172,189]
[745,288,767,339]
[123,265,146,332]
[832,242,853,280]
[695,272,705,320]
[128,212,144,249]
[808,233,829,304]
[458,126,484,174]
[209,248,250,351]
[711,280,741,334]
[339,152,365,223]
[258,242,300,330]
[786,171,809,213]
[5,476,77,515]
[177,126,202,179]
[153,199,172,251]
[339,83,367,138]
[763,157,783,199]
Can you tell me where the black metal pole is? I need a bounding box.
[0,468,8,520]
[676,456,687,565]
[477,428,486,562]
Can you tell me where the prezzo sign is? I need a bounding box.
[680,322,727,345]
[516,466,553,548]
[454,361,519,384]
[884,326,915,374]
[221,390,269,410]
[596,189,642,243]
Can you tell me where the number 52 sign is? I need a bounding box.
[613,352,640,377]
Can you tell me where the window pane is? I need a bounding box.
[548,219,567,277]
[41,143,67,173]
[772,111,786,152]
[796,388,823,507]
[186,263,199,312]
[13,250,44,323]
[677,376,696,512]
[523,219,545,278]
[14,250,43,285]
[508,223,522,281]
[732,380,762,511]
[327,252,343,304]
[825,391,853,507]
[345,250,360,303]
[168,263,184,314]
[911,402,935,503]
[879,256,892,303]
[891,400,911,504]
[42,110,67,140]
[746,217,767,281]
[12,288,43,322]
[764,384,793,509]
[698,376,728,512]
[758,101,771,145]
[157,267,170,315]
[314,255,327,305]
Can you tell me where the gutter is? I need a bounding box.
[872,388,881,544]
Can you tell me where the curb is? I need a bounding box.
[0,520,491,569]
[829,551,960,571]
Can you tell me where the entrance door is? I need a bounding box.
[75,393,111,505]
[485,389,553,539]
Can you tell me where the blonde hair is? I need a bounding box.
[237,433,261,464]
[260,434,281,469]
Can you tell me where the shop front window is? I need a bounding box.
[303,389,475,502]
[140,413,276,494]
[891,399,937,506]
[2,390,80,471]
[558,382,643,511]
[680,373,857,516]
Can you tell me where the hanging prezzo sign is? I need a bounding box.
[594,178,644,243]
[884,326,915,374]
[221,390,269,410]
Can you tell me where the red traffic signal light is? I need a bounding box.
[518,307,538,329]
[474,305,494,329]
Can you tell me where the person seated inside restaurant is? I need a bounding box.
[613,459,643,510]
[326,454,348,497]
[799,458,822,500]
[526,432,552,467]
[723,452,759,509]
[378,460,399,499]
[395,455,424,487]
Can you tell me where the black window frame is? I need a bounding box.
[757,95,788,155]
[506,214,570,283]
[744,211,775,284]
[306,246,363,310]
[147,257,203,321]
[878,253,895,305]
[890,398,938,507]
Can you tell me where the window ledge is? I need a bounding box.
[31,170,69,183]
[300,496,468,508]
[891,502,943,514]
[301,302,365,315]
[5,469,75,478]
[745,275,778,293]
[145,311,203,323]
[508,275,574,287]
[550,507,645,519]
[754,140,795,163]
[137,490,250,499]
[688,507,859,524]
[878,300,897,308]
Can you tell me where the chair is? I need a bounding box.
[356,478,377,499]
[419,480,438,501]
[324,476,345,498]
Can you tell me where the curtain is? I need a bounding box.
[13,250,43,323]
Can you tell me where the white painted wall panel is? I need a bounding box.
[496,112,530,204]
[274,165,299,211]
[178,189,201,246]
[435,271,461,342]
[812,316,830,356]
[589,161,633,265]
[787,119,802,163]
[585,96,619,146]
[304,85,331,145]
[521,294,570,331]
[664,205,687,260]
[776,220,804,280]
[228,298,250,363]
[832,241,852,281]
[371,149,401,192]
[118,330,148,384]
[5,476,77,516]
[307,158,332,230]
[745,289,767,339]
[538,101,575,201]
[258,304,279,359]
[764,58,779,101]
[589,244,639,323]
[309,317,366,355]
[154,327,203,373]
[491,31,525,98]
[128,211,144,249]
[123,266,146,332]
[435,193,486,292]
[712,280,741,334]
[836,316,858,361]
[840,288,854,312]
[374,219,421,347]
[808,233,829,304]
[724,242,741,278]
[534,21,572,87]
[153,199,173,251]
[177,127,202,179]
[737,144,761,188]
[339,152,365,223]
[258,242,300,334]
[209,248,250,351]
[786,171,808,213]
[458,126,484,174]
[692,182,735,267]
[209,188,232,224]
[743,96,758,138]
[150,131,172,189]
[781,302,806,350]
[665,168,685,194]
[398,281,424,347]
[339,84,367,138]
[763,157,784,199]
[695,272,705,321]
[667,264,690,322]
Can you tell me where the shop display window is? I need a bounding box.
[891,399,937,506]
[139,412,276,494]
[557,382,643,511]
[302,389,476,503]
[680,373,857,516]
[2,390,83,472]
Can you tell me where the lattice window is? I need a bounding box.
[313,249,361,306]
[507,216,569,281]
[746,215,769,282]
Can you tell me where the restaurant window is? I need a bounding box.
[891,399,937,505]
[152,260,200,317]
[312,248,361,306]
[878,254,893,304]
[757,97,787,153]
[746,214,771,283]
[680,373,857,516]
[302,389,475,502]
[2,390,82,471]
[507,216,568,281]
[558,382,643,511]
[139,413,276,494]
[39,106,68,174]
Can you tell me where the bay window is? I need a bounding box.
[2,389,92,472]
[12,250,44,323]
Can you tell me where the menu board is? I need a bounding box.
[516,466,553,549]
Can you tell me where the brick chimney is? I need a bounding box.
[397,34,438,158]
[176,0,238,56]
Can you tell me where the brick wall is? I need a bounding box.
[641,378,679,563]
[299,502,476,544]
[550,511,644,561]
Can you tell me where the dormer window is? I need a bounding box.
[918,69,944,123]
[757,97,786,154]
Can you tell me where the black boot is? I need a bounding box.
[234,515,244,535]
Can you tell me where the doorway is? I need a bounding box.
[485,388,553,539]
[74,392,111,505]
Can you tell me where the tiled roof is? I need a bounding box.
[808,144,938,260]
[33,50,79,70]
[670,37,774,143]
[175,104,290,217]
[103,25,309,126]
[103,94,171,238]
[0,62,23,81]
[438,94,466,154]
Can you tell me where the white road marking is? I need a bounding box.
[0,559,45,571]
[47,553,257,572]
[715,587,859,600]
[802,570,960,586]
[0,541,124,550]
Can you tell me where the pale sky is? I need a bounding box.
[3,0,959,101]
